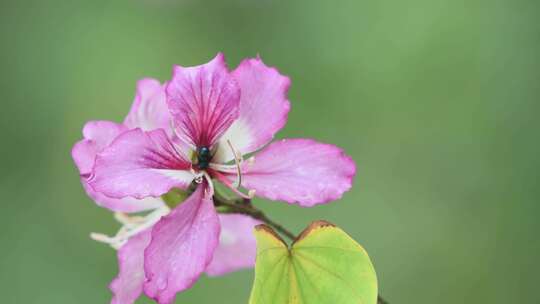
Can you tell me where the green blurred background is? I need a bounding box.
[1,0,539,303]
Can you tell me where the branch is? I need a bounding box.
[213,195,296,241]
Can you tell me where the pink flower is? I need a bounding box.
[74,53,356,304]
[72,78,260,304]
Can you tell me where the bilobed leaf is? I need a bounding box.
[249,221,378,304]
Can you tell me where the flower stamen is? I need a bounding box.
[209,156,255,173]
[191,168,204,184]
[210,169,256,200]
[203,171,215,198]
[226,139,243,189]
[114,212,145,228]
[90,206,170,250]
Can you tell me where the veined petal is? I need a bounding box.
[238,139,356,207]
[205,214,260,277]
[110,229,152,304]
[170,132,195,162]
[166,53,240,147]
[124,78,171,133]
[72,121,128,175]
[90,128,194,199]
[73,121,162,212]
[143,185,220,304]
[214,57,291,162]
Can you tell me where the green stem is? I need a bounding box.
[213,194,296,241]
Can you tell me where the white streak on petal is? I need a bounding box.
[151,169,195,183]
[213,119,253,163]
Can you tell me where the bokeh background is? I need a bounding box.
[1,0,539,303]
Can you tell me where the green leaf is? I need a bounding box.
[249,221,378,304]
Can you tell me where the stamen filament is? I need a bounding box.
[114,212,145,228]
[210,169,255,200]
[191,168,204,184]
[90,205,170,250]
[208,163,238,173]
[226,140,243,188]
[203,171,215,198]
[209,155,255,173]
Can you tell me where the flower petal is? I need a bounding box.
[166,53,240,147]
[72,121,127,175]
[124,78,171,133]
[109,229,152,304]
[214,57,291,162]
[73,121,162,212]
[72,140,98,176]
[82,182,164,213]
[205,214,260,277]
[90,128,194,199]
[143,185,220,304]
[239,139,356,207]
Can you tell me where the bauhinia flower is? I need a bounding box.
[72,78,260,304]
[76,53,356,304]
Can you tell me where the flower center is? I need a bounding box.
[196,146,212,170]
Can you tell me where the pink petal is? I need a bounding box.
[73,121,162,212]
[239,139,356,207]
[109,229,152,304]
[124,78,171,133]
[72,140,99,176]
[214,56,291,162]
[166,53,240,147]
[72,121,127,175]
[170,132,195,162]
[82,182,163,213]
[205,214,260,277]
[143,185,220,304]
[90,128,194,199]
